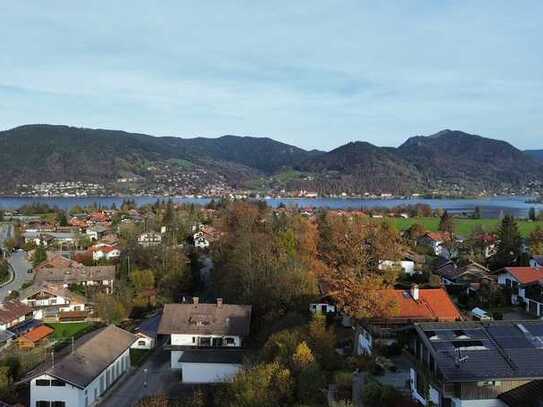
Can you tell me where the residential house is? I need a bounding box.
[132,313,161,350]
[18,325,54,350]
[497,266,543,317]
[137,232,162,247]
[89,244,120,262]
[309,280,337,316]
[436,261,495,293]
[24,232,76,248]
[30,325,136,407]
[0,301,34,332]
[19,283,88,321]
[193,225,222,249]
[34,255,115,293]
[86,225,109,241]
[409,320,543,407]
[418,232,454,258]
[158,298,252,383]
[355,286,462,356]
[88,211,110,224]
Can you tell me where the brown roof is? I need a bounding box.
[48,325,136,388]
[23,325,54,343]
[34,254,84,273]
[0,301,33,325]
[158,302,252,336]
[34,265,115,285]
[20,283,88,305]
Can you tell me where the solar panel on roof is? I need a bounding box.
[494,336,534,349]
[526,324,543,337]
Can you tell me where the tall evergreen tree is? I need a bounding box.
[494,215,522,268]
[438,210,455,234]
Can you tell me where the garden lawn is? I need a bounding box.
[382,217,543,237]
[47,322,95,341]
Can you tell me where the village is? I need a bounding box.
[0,200,543,407]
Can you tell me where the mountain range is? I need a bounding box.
[0,124,541,195]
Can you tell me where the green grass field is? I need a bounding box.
[383,217,543,237]
[47,322,95,341]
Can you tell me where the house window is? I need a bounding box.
[51,379,65,386]
[138,340,146,346]
[225,337,235,345]
[36,402,51,407]
[36,379,50,386]
[199,337,211,347]
[52,402,66,407]
[192,337,196,343]
[505,278,512,288]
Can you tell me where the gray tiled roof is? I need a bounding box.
[158,303,252,336]
[48,325,136,388]
[34,265,115,285]
[416,321,543,382]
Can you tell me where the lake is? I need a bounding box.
[0,196,542,219]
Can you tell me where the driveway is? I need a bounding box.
[0,251,33,300]
[100,346,196,406]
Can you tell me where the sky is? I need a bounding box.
[1,1,542,151]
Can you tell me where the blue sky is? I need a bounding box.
[1,1,542,150]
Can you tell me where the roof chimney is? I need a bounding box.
[217,298,223,308]
[411,284,420,301]
[193,296,199,305]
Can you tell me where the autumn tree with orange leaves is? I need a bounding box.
[316,212,403,319]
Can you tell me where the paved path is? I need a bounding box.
[100,346,193,406]
[0,251,33,300]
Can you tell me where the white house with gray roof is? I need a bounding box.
[30,325,136,407]
[158,298,251,384]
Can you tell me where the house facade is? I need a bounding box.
[19,283,88,320]
[409,320,543,407]
[34,256,115,294]
[30,325,136,407]
[158,298,251,383]
[497,267,543,317]
[0,301,34,331]
[355,286,462,356]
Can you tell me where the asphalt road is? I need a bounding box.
[0,251,33,300]
[100,346,192,407]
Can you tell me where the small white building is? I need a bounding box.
[90,244,120,261]
[30,325,136,407]
[193,233,210,249]
[19,283,88,320]
[137,232,162,247]
[158,298,252,384]
[497,266,543,316]
[131,313,161,350]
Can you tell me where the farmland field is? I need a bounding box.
[383,217,543,237]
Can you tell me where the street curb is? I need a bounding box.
[0,262,15,288]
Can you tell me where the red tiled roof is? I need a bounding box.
[505,267,543,285]
[425,232,452,242]
[23,325,54,343]
[383,288,462,322]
